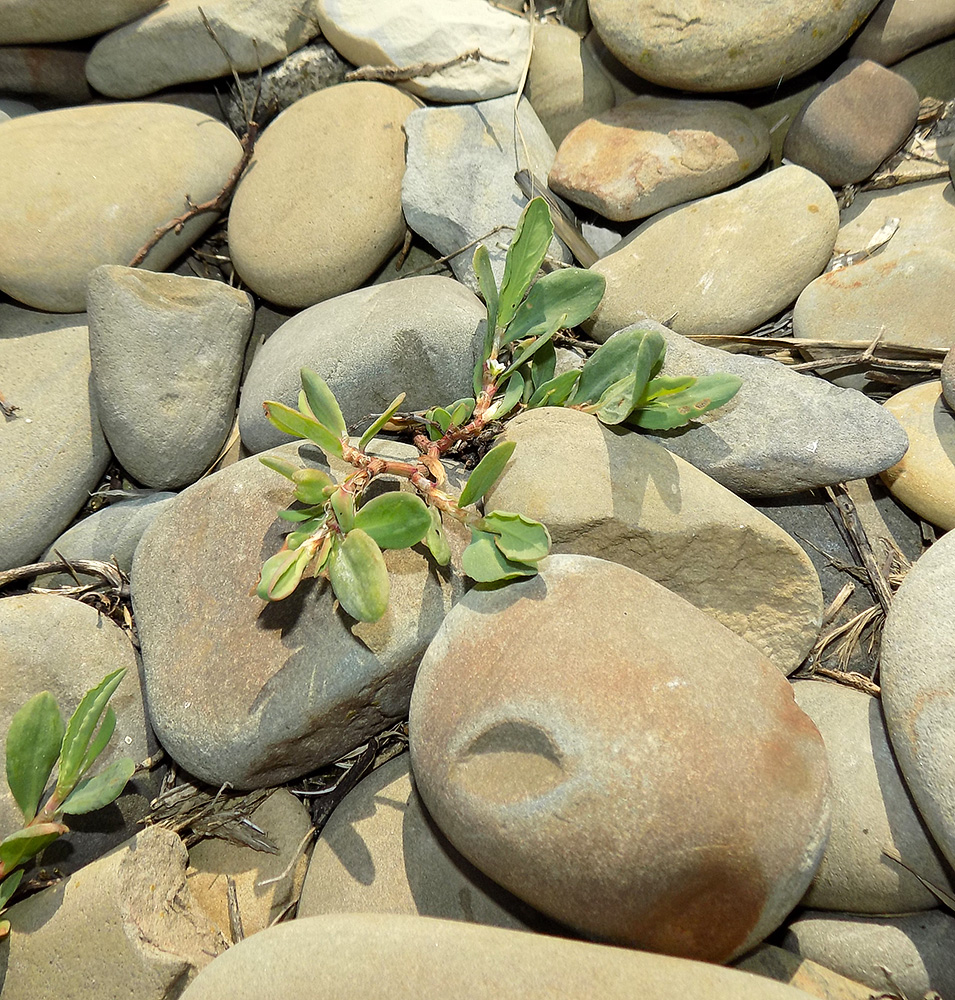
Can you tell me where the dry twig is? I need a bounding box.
[345,48,507,83]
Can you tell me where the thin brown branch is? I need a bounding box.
[515,168,598,268]
[688,334,948,359]
[826,484,895,614]
[0,557,127,592]
[129,121,259,267]
[345,47,507,84]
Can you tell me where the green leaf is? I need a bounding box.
[590,373,641,425]
[329,488,356,533]
[500,268,605,347]
[0,823,66,871]
[500,320,565,378]
[278,506,325,522]
[462,529,539,583]
[78,705,115,779]
[354,492,432,549]
[629,373,743,430]
[473,244,498,347]
[258,455,300,481]
[328,529,390,622]
[59,757,135,816]
[300,368,347,437]
[0,870,23,912]
[570,328,666,407]
[636,374,696,401]
[497,198,554,330]
[448,397,475,427]
[286,518,326,550]
[55,669,126,800]
[527,369,580,408]
[528,340,557,391]
[484,372,524,421]
[359,392,406,452]
[262,402,344,458]
[424,507,451,566]
[292,468,333,505]
[0,920,9,939]
[478,511,551,562]
[257,547,311,601]
[432,407,453,434]
[6,691,64,822]
[457,441,516,509]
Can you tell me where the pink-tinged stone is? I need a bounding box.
[410,554,831,963]
[549,96,769,221]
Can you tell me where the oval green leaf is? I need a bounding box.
[59,757,136,816]
[0,824,66,871]
[330,488,356,533]
[257,547,311,601]
[457,440,516,509]
[497,198,554,330]
[629,373,743,430]
[484,372,524,422]
[262,401,344,458]
[301,368,347,437]
[461,528,539,583]
[6,691,64,822]
[353,491,432,549]
[527,369,580,408]
[473,243,499,344]
[501,267,605,347]
[292,467,334,505]
[359,392,406,452]
[328,529,390,623]
[424,507,451,566]
[258,455,300,481]
[0,870,23,912]
[478,511,551,562]
[570,328,666,408]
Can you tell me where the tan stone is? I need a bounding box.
[550,96,769,221]
[410,555,831,962]
[588,165,838,341]
[229,82,419,308]
[188,789,312,942]
[525,22,615,146]
[0,0,160,44]
[179,912,823,1000]
[0,827,226,999]
[736,944,881,1000]
[850,0,955,66]
[0,103,242,312]
[880,380,955,530]
[486,407,823,673]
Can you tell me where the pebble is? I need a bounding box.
[881,528,955,868]
[298,755,556,931]
[130,439,466,789]
[402,95,571,292]
[486,406,824,673]
[0,46,93,103]
[188,789,312,943]
[892,35,955,97]
[316,0,530,103]
[791,680,954,913]
[37,492,177,589]
[636,322,910,496]
[0,97,37,118]
[0,594,156,876]
[0,0,161,44]
[880,380,955,530]
[87,265,253,489]
[549,96,769,222]
[793,248,955,361]
[238,275,484,454]
[737,943,889,1000]
[849,0,955,66]
[525,21,615,146]
[178,912,824,1000]
[587,0,881,92]
[0,827,226,1000]
[587,165,839,341]
[228,81,418,309]
[942,346,955,409]
[86,0,322,99]
[409,554,831,963]
[783,909,955,1000]
[0,305,110,571]
[782,59,919,187]
[0,102,242,312]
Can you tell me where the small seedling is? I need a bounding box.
[0,669,135,937]
[257,198,742,618]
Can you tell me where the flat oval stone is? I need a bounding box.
[86,0,322,98]
[783,59,919,187]
[410,555,831,963]
[316,0,530,102]
[881,528,955,868]
[298,755,557,931]
[228,81,419,308]
[850,0,955,65]
[549,96,769,221]
[792,681,953,913]
[880,380,955,530]
[486,406,823,673]
[131,439,466,789]
[0,305,110,571]
[588,0,881,92]
[0,0,161,44]
[238,276,484,454]
[0,103,242,312]
[588,165,839,341]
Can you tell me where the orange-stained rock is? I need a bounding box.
[409,554,831,963]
